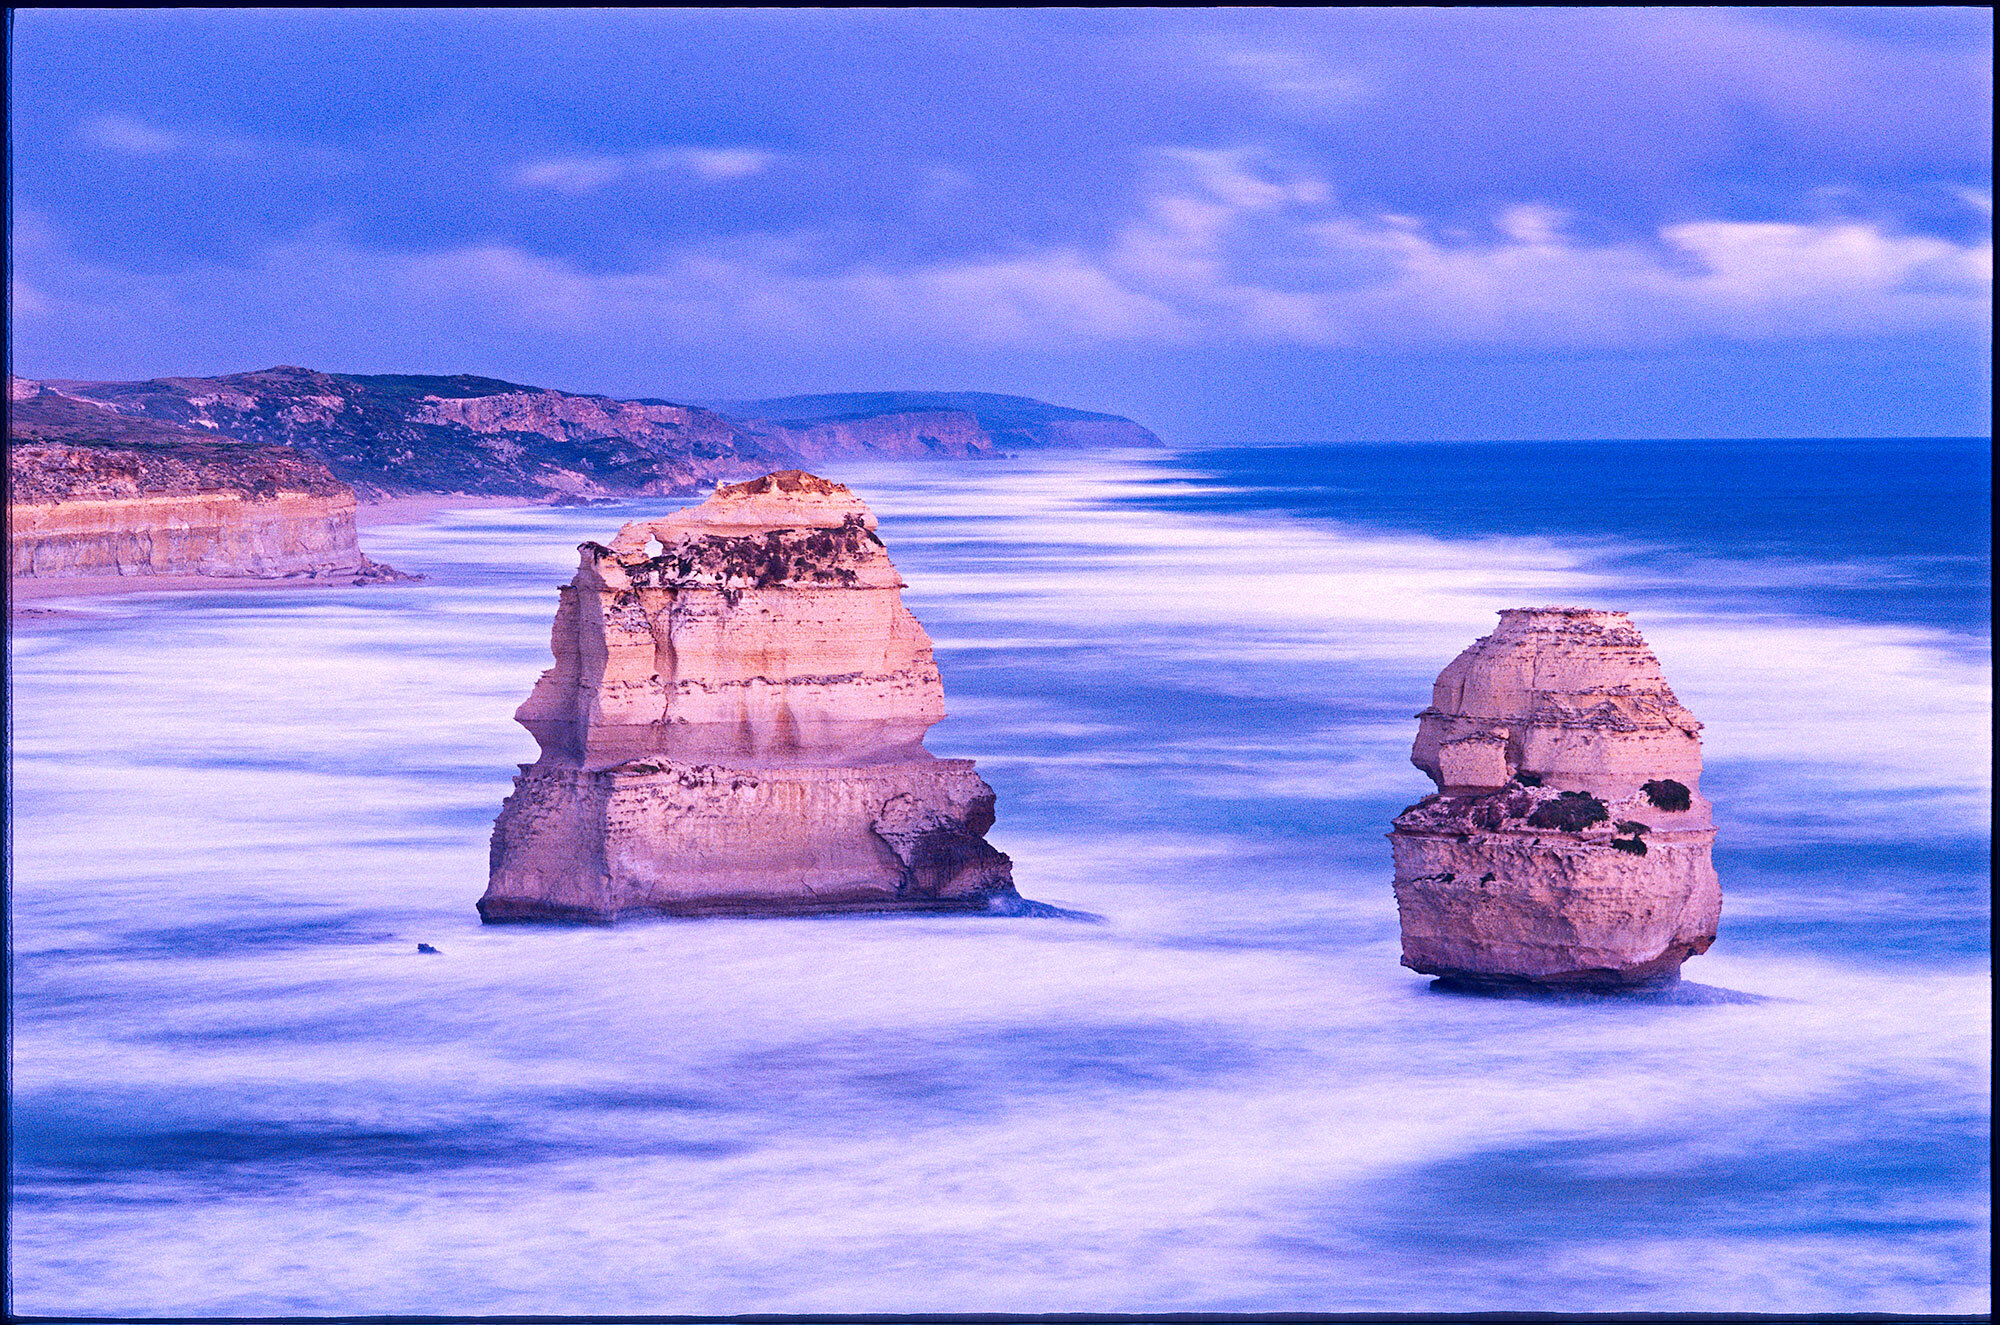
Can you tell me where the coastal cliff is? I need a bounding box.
[35,367,771,500]
[1389,608,1721,988]
[34,369,1163,500]
[482,470,1019,922]
[8,382,407,583]
[736,409,998,460]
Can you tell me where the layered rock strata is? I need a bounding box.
[9,385,410,583]
[482,470,1018,922]
[1390,608,1720,988]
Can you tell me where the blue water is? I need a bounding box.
[8,440,1990,1313]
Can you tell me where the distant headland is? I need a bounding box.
[6,368,1160,596]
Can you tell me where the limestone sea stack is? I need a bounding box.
[481,470,1018,922]
[1390,608,1721,988]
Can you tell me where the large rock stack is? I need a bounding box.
[481,470,1018,922]
[1390,607,1721,988]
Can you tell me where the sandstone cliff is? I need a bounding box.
[1389,608,1721,988]
[8,384,409,583]
[482,470,1019,922]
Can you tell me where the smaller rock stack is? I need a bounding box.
[1390,607,1721,988]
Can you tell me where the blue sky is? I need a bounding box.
[8,8,1991,441]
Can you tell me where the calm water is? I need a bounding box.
[8,440,1991,1314]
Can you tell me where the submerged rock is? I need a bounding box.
[481,470,1019,922]
[1390,607,1721,988]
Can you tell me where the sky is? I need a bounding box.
[7,8,1992,443]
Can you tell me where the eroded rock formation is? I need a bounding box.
[1390,607,1721,988]
[8,384,411,583]
[481,470,1019,922]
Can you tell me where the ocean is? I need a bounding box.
[7,438,1990,1314]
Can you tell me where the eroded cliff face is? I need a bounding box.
[8,386,408,583]
[738,410,996,460]
[1389,608,1721,988]
[482,469,1017,922]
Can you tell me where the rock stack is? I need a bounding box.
[1389,607,1721,988]
[481,470,1018,922]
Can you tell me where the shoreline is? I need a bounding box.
[8,569,425,615]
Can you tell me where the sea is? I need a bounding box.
[7,438,1991,1315]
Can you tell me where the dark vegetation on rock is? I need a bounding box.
[1643,778,1693,812]
[1525,791,1610,832]
[618,519,877,594]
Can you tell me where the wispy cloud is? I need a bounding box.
[75,113,263,162]
[1204,8,1993,169]
[1208,45,1369,115]
[1953,187,1994,219]
[511,146,776,194]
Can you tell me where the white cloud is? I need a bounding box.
[1205,43,1370,116]
[10,279,52,317]
[350,237,1191,347]
[672,147,775,181]
[511,146,776,194]
[511,156,627,193]
[80,114,183,155]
